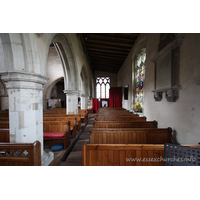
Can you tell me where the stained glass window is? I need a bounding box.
[134,48,146,112]
[96,77,110,99]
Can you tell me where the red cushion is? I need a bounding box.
[43,133,65,139]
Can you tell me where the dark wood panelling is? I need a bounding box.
[79,33,140,73]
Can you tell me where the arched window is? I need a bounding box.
[134,48,146,112]
[96,77,110,99]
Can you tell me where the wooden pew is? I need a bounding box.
[0,110,9,117]
[0,140,41,166]
[43,113,81,132]
[43,121,70,150]
[61,114,81,132]
[0,122,9,129]
[95,116,146,122]
[0,117,9,122]
[93,121,158,128]
[82,143,200,166]
[0,129,9,142]
[89,128,174,144]
[82,143,165,166]
[78,109,88,123]
[43,116,77,139]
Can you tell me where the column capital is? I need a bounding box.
[0,71,49,90]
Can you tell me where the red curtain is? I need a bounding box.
[109,87,122,107]
[92,98,99,113]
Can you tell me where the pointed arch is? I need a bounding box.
[80,65,89,95]
[45,34,79,91]
[45,77,64,100]
[0,33,43,74]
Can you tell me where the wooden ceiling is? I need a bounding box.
[79,33,140,74]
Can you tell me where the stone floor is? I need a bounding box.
[58,114,96,166]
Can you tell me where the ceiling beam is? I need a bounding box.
[93,61,121,67]
[89,54,125,61]
[91,59,124,65]
[89,51,127,58]
[85,43,131,52]
[87,47,128,55]
[85,38,133,47]
[86,33,139,43]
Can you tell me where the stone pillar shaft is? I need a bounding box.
[81,94,89,109]
[0,71,48,156]
[64,90,79,114]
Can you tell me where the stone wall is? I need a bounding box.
[118,33,200,144]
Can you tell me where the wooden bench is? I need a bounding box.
[43,121,70,150]
[82,143,200,166]
[95,116,146,122]
[0,117,9,122]
[93,121,158,128]
[0,129,9,142]
[78,109,88,123]
[0,140,41,166]
[82,143,165,166]
[61,114,81,132]
[89,128,174,144]
[43,116,77,139]
[97,111,138,116]
[0,110,9,117]
[43,113,81,133]
[0,122,9,129]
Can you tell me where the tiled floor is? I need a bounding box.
[58,114,96,166]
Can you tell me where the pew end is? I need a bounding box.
[0,140,41,166]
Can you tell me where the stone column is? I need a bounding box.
[0,71,53,165]
[64,90,79,114]
[81,94,89,109]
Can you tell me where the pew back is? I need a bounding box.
[0,122,9,129]
[43,121,70,149]
[95,116,146,122]
[89,128,173,144]
[0,129,10,142]
[82,143,165,166]
[93,121,158,128]
[0,140,41,166]
[43,117,77,138]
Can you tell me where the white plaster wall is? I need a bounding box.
[118,33,200,144]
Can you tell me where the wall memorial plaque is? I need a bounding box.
[151,34,184,102]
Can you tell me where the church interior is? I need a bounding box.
[1,2,200,200]
[1,32,200,167]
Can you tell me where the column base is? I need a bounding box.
[41,151,54,166]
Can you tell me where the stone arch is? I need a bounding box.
[0,78,8,96]
[45,77,64,100]
[45,34,79,91]
[80,65,89,95]
[0,33,42,74]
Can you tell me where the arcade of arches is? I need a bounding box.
[0,33,200,165]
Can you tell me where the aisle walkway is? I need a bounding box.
[58,114,96,166]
